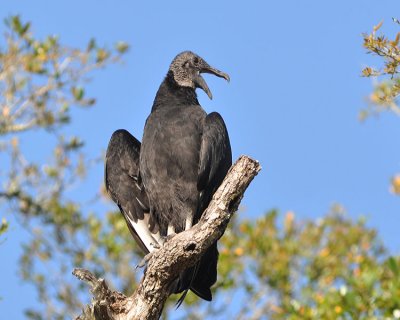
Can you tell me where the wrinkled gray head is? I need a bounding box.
[169,51,230,99]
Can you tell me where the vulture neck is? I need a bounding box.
[151,71,199,112]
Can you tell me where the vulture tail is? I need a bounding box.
[173,242,218,307]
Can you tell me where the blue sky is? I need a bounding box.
[2,1,400,319]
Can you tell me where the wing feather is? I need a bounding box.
[175,112,232,302]
[105,129,159,254]
[197,112,232,214]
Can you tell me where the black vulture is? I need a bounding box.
[105,51,231,303]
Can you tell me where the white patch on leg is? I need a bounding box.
[151,230,164,245]
[185,214,193,230]
[167,223,175,236]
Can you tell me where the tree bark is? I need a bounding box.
[73,155,261,320]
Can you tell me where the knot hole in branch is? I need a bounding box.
[184,242,196,251]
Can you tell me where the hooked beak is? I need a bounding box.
[194,63,230,100]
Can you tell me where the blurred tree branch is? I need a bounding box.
[362,20,400,196]
[0,15,132,319]
[361,20,400,119]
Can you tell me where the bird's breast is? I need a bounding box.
[140,105,206,186]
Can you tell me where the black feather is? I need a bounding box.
[105,51,231,304]
[140,52,231,302]
[105,129,152,253]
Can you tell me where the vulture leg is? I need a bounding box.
[167,224,176,237]
[136,251,154,269]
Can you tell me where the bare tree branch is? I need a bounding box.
[73,155,261,320]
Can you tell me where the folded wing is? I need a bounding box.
[105,129,160,254]
[176,112,232,304]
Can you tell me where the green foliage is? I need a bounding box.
[361,20,400,119]
[180,208,400,320]
[0,218,8,237]
[362,20,400,196]
[0,15,133,319]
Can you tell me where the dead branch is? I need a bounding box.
[73,155,261,320]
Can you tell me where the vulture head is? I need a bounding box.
[169,51,230,99]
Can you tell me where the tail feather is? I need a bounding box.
[175,287,190,308]
[172,242,218,307]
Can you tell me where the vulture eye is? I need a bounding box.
[193,57,199,64]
